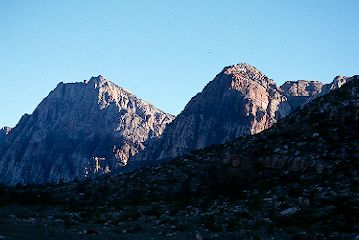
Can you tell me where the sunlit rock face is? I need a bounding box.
[280,80,324,108]
[133,64,293,164]
[280,76,351,108]
[320,76,349,96]
[0,76,174,186]
[132,64,353,166]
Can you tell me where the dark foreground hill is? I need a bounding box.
[0,79,358,239]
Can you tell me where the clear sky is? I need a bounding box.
[1,0,358,127]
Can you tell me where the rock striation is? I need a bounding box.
[0,76,174,185]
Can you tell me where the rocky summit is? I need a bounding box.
[132,63,351,165]
[0,127,11,144]
[280,75,350,108]
[1,75,357,240]
[0,64,353,186]
[0,76,174,186]
[280,80,324,108]
[133,64,292,164]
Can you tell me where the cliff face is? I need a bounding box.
[0,76,174,185]
[320,76,348,96]
[0,65,354,185]
[280,80,324,108]
[280,76,351,108]
[11,78,357,240]
[222,76,359,173]
[133,64,292,163]
[132,65,354,166]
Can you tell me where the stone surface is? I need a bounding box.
[280,80,324,108]
[132,64,352,165]
[280,75,354,108]
[1,78,357,239]
[320,75,349,96]
[132,64,292,164]
[0,76,174,185]
[0,64,355,186]
[0,127,11,146]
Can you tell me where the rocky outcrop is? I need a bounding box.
[320,75,349,96]
[7,78,357,239]
[132,63,293,164]
[222,76,359,173]
[132,64,354,166]
[280,80,324,108]
[0,76,174,185]
[280,76,354,108]
[0,127,11,146]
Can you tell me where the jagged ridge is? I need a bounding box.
[0,127,12,146]
[132,63,353,166]
[3,78,357,239]
[0,76,174,185]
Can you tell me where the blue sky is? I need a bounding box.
[1,0,358,127]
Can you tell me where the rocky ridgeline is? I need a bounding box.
[2,77,357,239]
[0,76,174,185]
[133,64,291,164]
[0,64,353,186]
[0,127,11,145]
[132,64,351,165]
[280,75,349,108]
[280,80,324,108]
[223,75,358,172]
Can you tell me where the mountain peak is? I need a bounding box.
[280,80,324,97]
[224,63,258,73]
[223,63,263,77]
[0,127,12,146]
[332,75,348,88]
[0,127,12,135]
[133,63,292,164]
[88,75,108,85]
[0,75,174,185]
[221,63,274,89]
[223,63,262,74]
